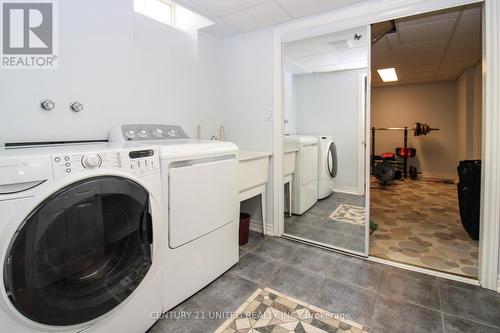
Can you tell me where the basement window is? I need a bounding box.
[134,0,176,27]
[134,0,214,32]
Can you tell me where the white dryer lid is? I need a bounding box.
[284,135,318,145]
[155,140,238,159]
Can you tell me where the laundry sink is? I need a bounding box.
[238,151,272,193]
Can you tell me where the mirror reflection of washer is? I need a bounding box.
[317,136,337,200]
[0,143,164,333]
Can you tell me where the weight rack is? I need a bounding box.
[371,124,439,179]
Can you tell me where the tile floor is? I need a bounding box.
[284,192,366,253]
[370,178,479,277]
[149,232,500,333]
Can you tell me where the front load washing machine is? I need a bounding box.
[109,124,239,312]
[0,143,164,333]
[317,136,337,199]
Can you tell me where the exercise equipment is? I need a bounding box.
[371,122,439,182]
[414,122,439,136]
[373,162,396,185]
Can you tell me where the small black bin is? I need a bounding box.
[457,160,481,240]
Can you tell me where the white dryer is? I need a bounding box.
[109,124,239,312]
[0,143,164,333]
[284,135,319,215]
[317,136,337,199]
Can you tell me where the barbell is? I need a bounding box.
[414,122,439,136]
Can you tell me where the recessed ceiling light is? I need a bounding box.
[377,68,398,82]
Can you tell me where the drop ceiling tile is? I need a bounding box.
[372,38,396,69]
[333,48,367,63]
[448,39,481,51]
[292,53,337,67]
[462,5,481,16]
[443,48,481,63]
[223,2,291,32]
[187,0,269,17]
[397,64,439,74]
[397,69,435,81]
[435,67,463,81]
[372,58,396,69]
[398,19,456,43]
[399,77,435,85]
[397,8,460,28]
[381,81,402,87]
[451,14,481,43]
[274,0,365,19]
[286,40,328,59]
[391,40,447,67]
[439,59,479,71]
[385,33,400,47]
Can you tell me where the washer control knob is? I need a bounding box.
[82,154,101,169]
[138,129,148,138]
[167,129,176,138]
[70,102,84,113]
[153,128,164,138]
[40,99,55,111]
[125,130,136,139]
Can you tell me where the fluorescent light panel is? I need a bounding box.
[377,68,398,82]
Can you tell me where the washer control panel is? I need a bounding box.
[52,148,159,180]
[117,124,189,141]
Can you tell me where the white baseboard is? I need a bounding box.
[332,185,361,195]
[249,220,274,236]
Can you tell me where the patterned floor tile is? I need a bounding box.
[370,177,478,277]
[214,288,368,333]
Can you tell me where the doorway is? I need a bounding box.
[274,0,499,290]
[369,4,482,278]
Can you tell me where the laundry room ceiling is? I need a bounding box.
[371,4,482,87]
[174,0,366,38]
[284,26,368,73]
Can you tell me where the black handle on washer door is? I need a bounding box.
[327,142,336,178]
[140,211,153,245]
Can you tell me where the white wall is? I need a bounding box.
[371,81,458,179]
[456,62,482,162]
[220,29,274,151]
[220,29,275,230]
[472,62,482,160]
[457,68,475,162]
[0,0,223,144]
[293,69,365,192]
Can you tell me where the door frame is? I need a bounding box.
[272,0,500,291]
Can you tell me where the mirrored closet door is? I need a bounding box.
[282,26,369,255]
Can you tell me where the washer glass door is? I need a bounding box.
[3,176,153,326]
[327,142,337,178]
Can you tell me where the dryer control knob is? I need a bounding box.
[167,129,176,138]
[125,130,136,139]
[138,129,148,138]
[82,154,101,169]
[153,128,164,138]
